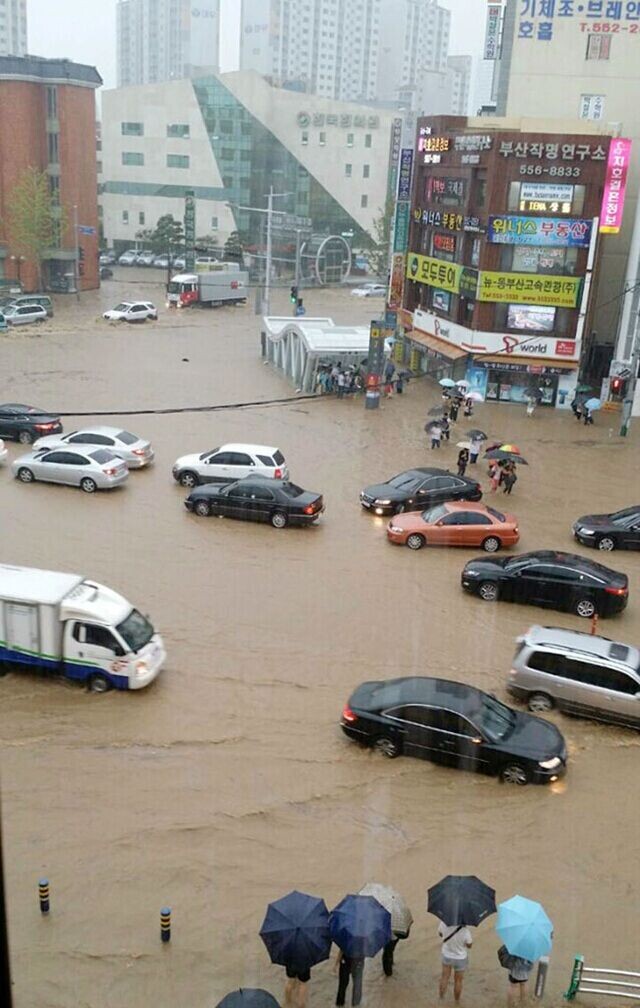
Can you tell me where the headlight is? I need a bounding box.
[578,528,595,535]
[465,569,479,576]
[538,756,561,769]
[376,499,392,505]
[135,660,148,677]
[389,525,403,533]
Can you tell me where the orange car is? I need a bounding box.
[387,501,520,552]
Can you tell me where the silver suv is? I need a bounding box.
[508,625,640,729]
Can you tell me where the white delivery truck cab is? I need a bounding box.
[0,564,166,692]
[166,266,248,308]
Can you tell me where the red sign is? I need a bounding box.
[433,233,457,254]
[555,340,576,356]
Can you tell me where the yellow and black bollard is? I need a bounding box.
[38,879,50,914]
[160,906,171,943]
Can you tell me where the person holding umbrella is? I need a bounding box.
[456,443,470,476]
[496,895,553,1007]
[427,875,496,1004]
[330,894,392,1006]
[358,883,413,978]
[260,890,331,1008]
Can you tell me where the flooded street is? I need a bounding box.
[1,275,639,1008]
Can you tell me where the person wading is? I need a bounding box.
[438,921,473,1002]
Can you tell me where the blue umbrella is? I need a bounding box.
[584,397,602,411]
[496,895,552,961]
[439,378,456,388]
[260,890,331,974]
[216,990,280,1008]
[330,894,392,958]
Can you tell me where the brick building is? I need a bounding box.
[0,55,102,293]
[398,115,617,408]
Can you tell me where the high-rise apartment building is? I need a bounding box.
[240,0,382,102]
[0,0,28,57]
[117,0,220,87]
[447,55,471,116]
[377,0,451,107]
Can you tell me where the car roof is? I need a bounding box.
[35,446,105,460]
[522,625,640,668]
[442,501,499,514]
[396,467,449,479]
[353,677,485,716]
[219,443,281,454]
[517,550,622,576]
[72,425,136,437]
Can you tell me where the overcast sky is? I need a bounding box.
[28,0,484,91]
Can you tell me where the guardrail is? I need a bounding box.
[565,955,640,1001]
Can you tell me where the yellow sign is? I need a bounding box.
[477,271,581,307]
[406,253,462,295]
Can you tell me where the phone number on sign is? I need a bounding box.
[519,165,581,177]
[580,21,640,30]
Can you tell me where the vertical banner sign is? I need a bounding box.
[388,253,406,309]
[599,138,632,234]
[388,118,403,200]
[365,320,387,409]
[390,146,414,310]
[484,4,502,59]
[184,190,196,271]
[397,148,414,202]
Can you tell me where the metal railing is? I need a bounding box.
[565,954,640,1001]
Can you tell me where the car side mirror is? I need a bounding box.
[436,520,444,527]
[113,644,125,657]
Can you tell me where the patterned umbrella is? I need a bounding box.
[358,884,413,937]
[466,391,484,402]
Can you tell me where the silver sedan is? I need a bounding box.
[33,426,154,468]
[12,447,129,492]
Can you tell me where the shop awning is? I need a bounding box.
[409,330,468,361]
[478,355,577,370]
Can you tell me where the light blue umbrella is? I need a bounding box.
[496,895,552,961]
[439,378,456,388]
[584,397,602,411]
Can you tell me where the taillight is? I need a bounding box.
[605,586,628,595]
[104,468,117,476]
[303,504,315,514]
[132,448,146,456]
[35,423,55,431]
[274,467,283,478]
[342,706,358,723]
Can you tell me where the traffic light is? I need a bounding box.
[78,245,85,277]
[610,376,625,396]
[290,285,298,304]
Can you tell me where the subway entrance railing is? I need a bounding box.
[565,955,640,1001]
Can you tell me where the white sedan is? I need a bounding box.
[103,301,158,322]
[351,283,386,298]
[0,439,7,465]
[33,426,154,468]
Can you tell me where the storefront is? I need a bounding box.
[465,356,578,408]
[406,329,469,381]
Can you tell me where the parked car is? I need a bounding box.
[0,312,7,332]
[103,301,158,322]
[4,304,47,326]
[172,256,186,270]
[461,550,629,619]
[0,439,7,464]
[573,505,640,551]
[118,249,139,265]
[100,266,114,280]
[387,502,519,552]
[99,251,116,265]
[508,625,640,728]
[361,468,482,516]
[33,426,154,468]
[6,294,54,317]
[172,443,288,488]
[195,255,219,269]
[136,250,156,266]
[341,676,567,785]
[12,447,129,492]
[0,403,62,444]
[186,476,323,527]
[351,283,386,297]
[153,254,170,268]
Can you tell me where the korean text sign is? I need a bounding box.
[477,270,581,307]
[406,253,462,295]
[488,215,593,247]
[600,138,631,234]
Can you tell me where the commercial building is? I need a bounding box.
[0,55,102,292]
[116,0,219,88]
[0,0,27,57]
[100,71,396,254]
[398,115,613,408]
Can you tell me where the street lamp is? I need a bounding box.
[9,255,25,287]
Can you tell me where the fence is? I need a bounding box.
[565,955,640,1001]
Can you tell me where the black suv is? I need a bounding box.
[0,403,62,444]
[341,677,567,785]
[360,468,482,516]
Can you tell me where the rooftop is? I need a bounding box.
[0,54,102,88]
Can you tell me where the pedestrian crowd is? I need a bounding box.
[315,359,412,398]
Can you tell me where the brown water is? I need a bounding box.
[1,276,639,1008]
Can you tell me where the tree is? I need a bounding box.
[7,168,60,290]
[150,214,184,256]
[223,230,244,264]
[366,196,395,279]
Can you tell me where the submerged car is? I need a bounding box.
[173,443,288,488]
[351,283,386,297]
[103,301,157,322]
[33,426,154,468]
[12,447,129,492]
[185,476,323,527]
[388,502,519,551]
[341,676,567,785]
[573,505,640,551]
[361,468,482,516]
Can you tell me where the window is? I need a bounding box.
[527,650,566,675]
[221,147,235,161]
[228,453,254,466]
[122,151,144,166]
[96,160,103,174]
[167,154,190,169]
[220,119,233,134]
[360,194,368,208]
[347,132,354,147]
[46,85,57,118]
[167,123,190,138]
[73,623,121,652]
[48,175,60,204]
[251,487,275,501]
[122,210,129,224]
[47,131,59,164]
[121,122,144,136]
[301,130,309,145]
[365,134,372,148]
[345,163,352,177]
[319,131,326,145]
[69,432,113,446]
[363,164,370,178]
[586,34,610,59]
[211,216,218,230]
[138,212,145,226]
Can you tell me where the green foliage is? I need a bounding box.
[223,230,244,263]
[7,168,60,288]
[150,214,185,255]
[366,196,395,277]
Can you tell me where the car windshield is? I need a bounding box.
[113,303,131,311]
[200,447,220,460]
[389,473,419,489]
[611,507,639,524]
[423,504,447,522]
[116,608,155,652]
[89,449,118,464]
[476,695,516,742]
[167,282,180,293]
[486,507,506,522]
[117,431,138,445]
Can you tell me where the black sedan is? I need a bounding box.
[0,403,62,444]
[360,467,482,515]
[573,505,640,552]
[341,676,567,785]
[461,550,628,618]
[185,476,323,528]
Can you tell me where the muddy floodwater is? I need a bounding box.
[1,276,639,1008]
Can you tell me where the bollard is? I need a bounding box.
[535,956,549,998]
[590,612,599,635]
[160,906,171,943]
[38,878,50,914]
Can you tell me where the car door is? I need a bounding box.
[226,451,257,481]
[384,705,445,763]
[432,710,490,772]
[249,484,277,522]
[460,511,493,546]
[622,517,640,550]
[55,451,90,486]
[513,564,558,607]
[0,406,19,438]
[34,450,70,483]
[72,622,124,674]
[567,660,640,726]
[430,512,465,546]
[201,451,235,483]
[68,432,114,451]
[128,304,148,321]
[221,483,253,520]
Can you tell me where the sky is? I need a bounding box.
[28,0,484,91]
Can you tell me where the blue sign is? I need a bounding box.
[397,148,414,202]
[487,215,593,247]
[77,225,96,236]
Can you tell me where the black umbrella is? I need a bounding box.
[216,990,280,1008]
[428,406,446,416]
[259,890,331,974]
[466,429,488,440]
[485,450,528,464]
[424,420,442,432]
[427,875,496,927]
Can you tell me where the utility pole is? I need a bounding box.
[295,228,302,290]
[265,187,274,316]
[0,801,13,1008]
[620,317,640,436]
[73,203,80,302]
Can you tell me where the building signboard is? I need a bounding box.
[580,94,605,120]
[414,208,484,232]
[516,2,640,43]
[393,202,411,252]
[184,190,196,272]
[389,117,403,197]
[419,135,450,153]
[599,137,631,234]
[488,215,593,247]
[484,4,502,59]
[398,148,414,201]
[498,140,607,161]
[412,308,580,361]
[406,253,463,295]
[477,270,581,307]
[389,253,406,309]
[296,111,380,129]
[454,135,493,152]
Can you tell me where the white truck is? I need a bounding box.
[166,264,248,308]
[0,565,166,692]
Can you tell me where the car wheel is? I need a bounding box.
[373,736,401,759]
[597,536,616,551]
[17,467,34,483]
[575,598,596,618]
[80,477,97,493]
[500,763,530,785]
[18,430,33,444]
[406,533,425,550]
[194,500,210,517]
[482,536,501,553]
[271,510,288,529]
[528,692,554,713]
[88,673,111,693]
[179,471,199,488]
[478,581,498,601]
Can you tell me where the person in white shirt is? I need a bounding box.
[438,920,473,1002]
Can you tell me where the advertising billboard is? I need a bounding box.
[477,271,581,307]
[484,4,502,59]
[393,202,410,253]
[389,253,405,309]
[406,253,463,295]
[397,148,414,201]
[488,215,593,247]
[507,304,556,332]
[600,137,631,234]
